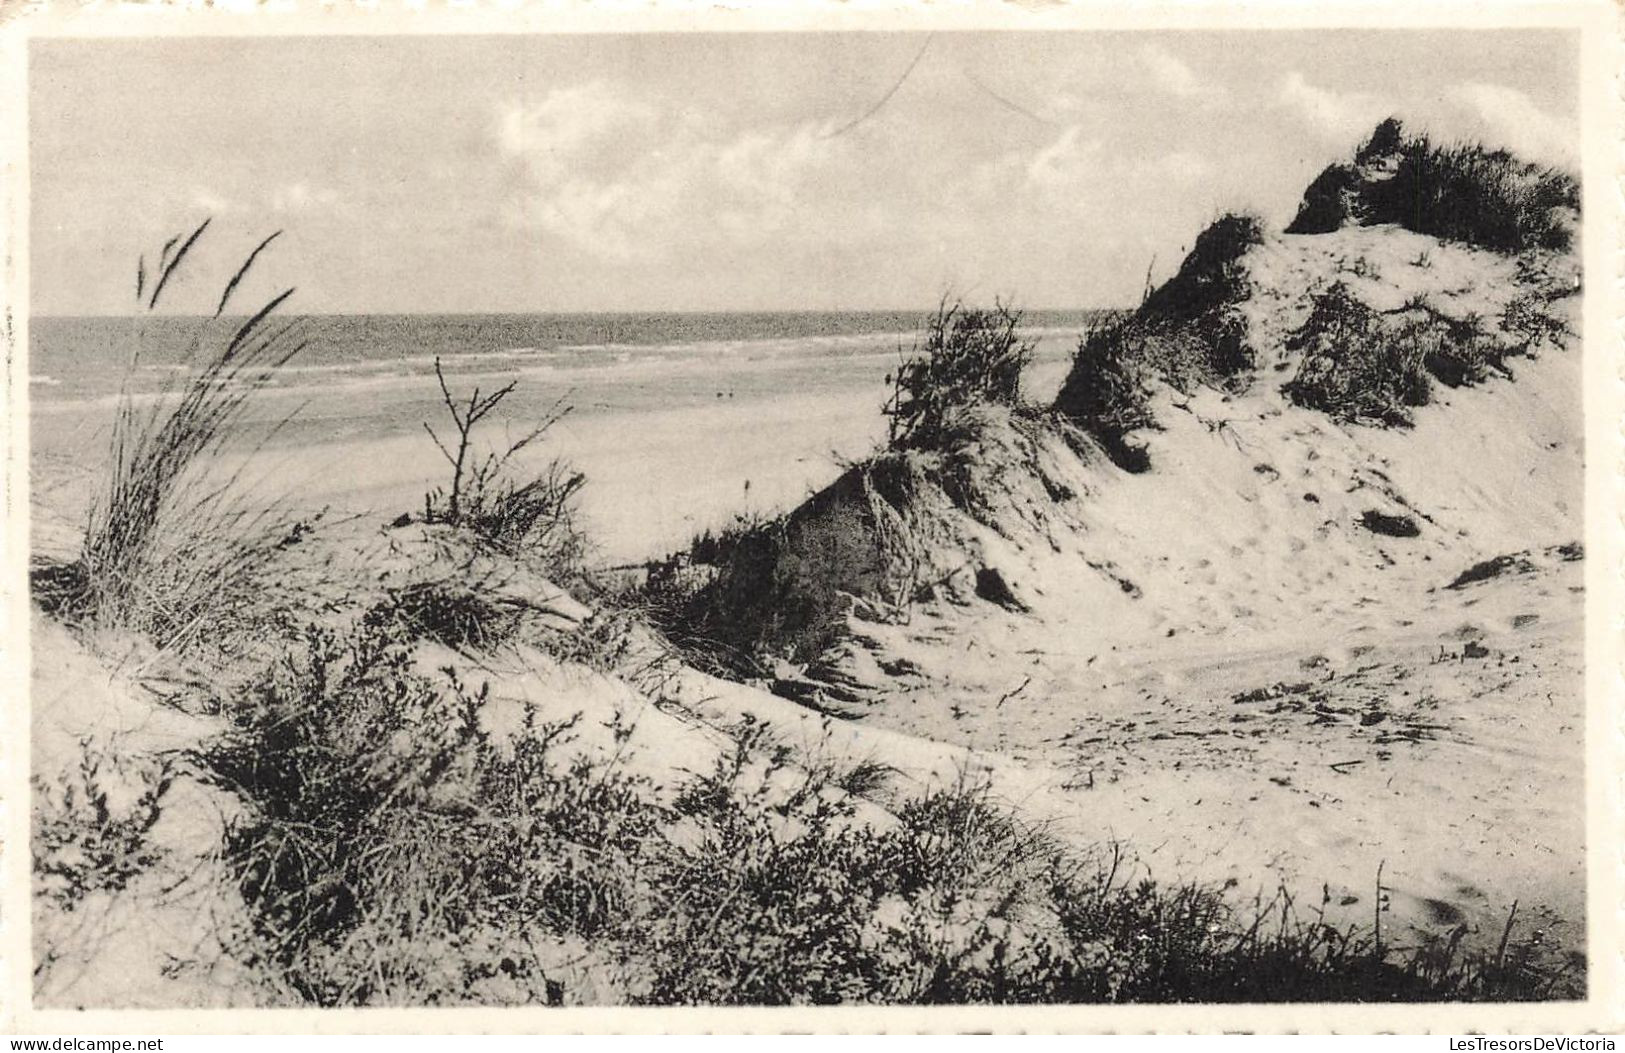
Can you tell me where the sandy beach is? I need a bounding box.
[30,327,1076,564]
[20,24,1605,1018]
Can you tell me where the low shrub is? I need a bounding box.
[1404,309,1508,389]
[196,622,665,1005]
[193,622,1581,1005]
[421,358,588,580]
[638,757,1577,1004]
[1053,212,1264,469]
[632,520,775,678]
[1282,282,1431,425]
[1286,117,1578,254]
[640,744,897,1004]
[1283,284,1533,426]
[33,743,176,911]
[1357,116,1407,163]
[460,462,588,568]
[375,580,523,651]
[1500,287,1573,355]
[886,300,1033,452]
[647,512,830,677]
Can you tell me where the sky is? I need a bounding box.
[29,30,1579,315]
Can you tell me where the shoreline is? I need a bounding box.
[28,346,1074,566]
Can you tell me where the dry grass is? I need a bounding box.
[886,298,1033,451]
[1053,212,1264,470]
[1287,117,1578,254]
[36,223,309,650]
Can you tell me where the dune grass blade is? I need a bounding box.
[60,223,308,648]
[215,230,283,318]
[146,217,211,310]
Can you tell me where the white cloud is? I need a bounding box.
[1157,150,1217,187]
[1276,73,1576,170]
[497,81,660,181]
[1047,44,1222,117]
[1443,82,1576,167]
[999,124,1215,202]
[949,122,1222,279]
[190,187,233,213]
[933,125,1235,303]
[270,181,339,213]
[498,81,866,261]
[1023,125,1102,190]
[1276,71,1386,147]
[1139,44,1201,99]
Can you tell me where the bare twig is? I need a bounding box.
[995,674,1032,709]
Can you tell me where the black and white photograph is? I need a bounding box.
[7,4,1618,1029]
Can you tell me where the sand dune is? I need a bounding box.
[28,132,1589,1006]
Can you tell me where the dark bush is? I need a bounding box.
[1285,163,1361,235]
[1359,510,1421,538]
[1288,120,1404,235]
[1053,212,1265,468]
[1282,282,1431,426]
[1376,138,1578,254]
[1412,311,1509,389]
[1356,117,1406,164]
[886,300,1033,451]
[1285,117,1578,254]
[1140,212,1266,376]
[1283,282,1534,426]
[1052,317,1156,472]
[374,580,522,651]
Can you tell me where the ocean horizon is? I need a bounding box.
[29,309,1108,408]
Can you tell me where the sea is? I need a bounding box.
[29,310,1103,561]
[25,308,1098,416]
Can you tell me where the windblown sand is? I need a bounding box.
[29,225,1586,1002]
